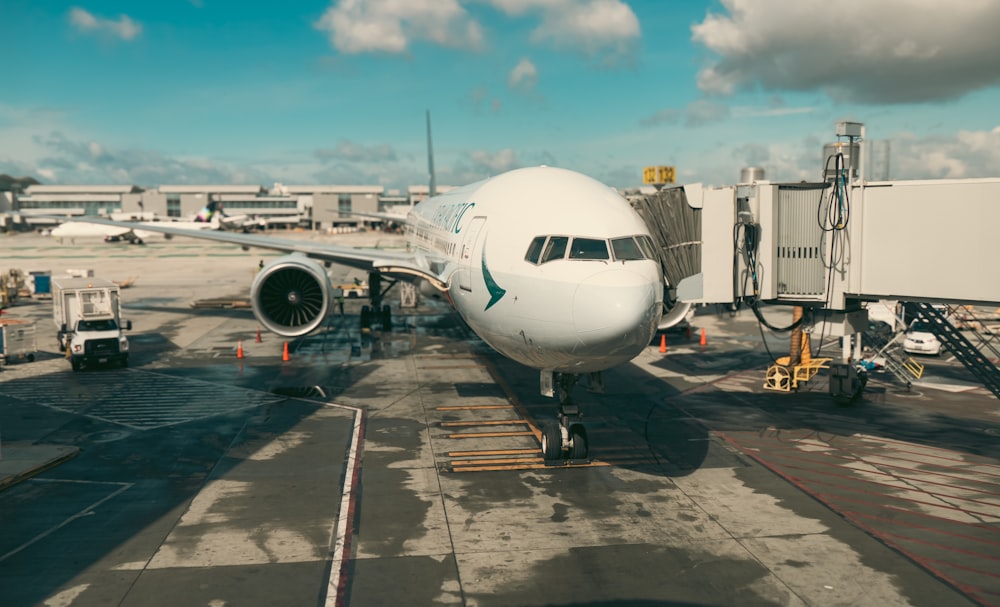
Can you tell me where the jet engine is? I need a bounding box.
[250,255,332,337]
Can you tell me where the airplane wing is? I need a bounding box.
[60,217,450,290]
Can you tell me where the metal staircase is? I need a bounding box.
[907,302,1000,400]
[947,305,1000,363]
[862,322,922,387]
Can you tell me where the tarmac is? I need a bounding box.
[0,444,79,491]
[1,229,998,607]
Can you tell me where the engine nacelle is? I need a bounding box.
[250,255,332,337]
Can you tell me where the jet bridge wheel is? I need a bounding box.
[764,365,792,392]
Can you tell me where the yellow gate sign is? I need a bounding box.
[642,165,676,185]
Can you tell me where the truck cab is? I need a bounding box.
[59,316,131,371]
[52,277,132,371]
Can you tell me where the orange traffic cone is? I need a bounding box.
[282,342,290,361]
[699,328,707,347]
[659,334,667,354]
[255,327,262,343]
[237,340,244,359]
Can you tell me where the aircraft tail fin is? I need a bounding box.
[196,201,224,228]
[426,110,436,198]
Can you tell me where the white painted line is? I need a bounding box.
[325,402,365,607]
[0,479,132,563]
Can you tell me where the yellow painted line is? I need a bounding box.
[436,404,511,411]
[418,364,486,369]
[446,430,536,439]
[447,448,540,457]
[450,457,542,466]
[440,419,530,427]
[451,460,612,472]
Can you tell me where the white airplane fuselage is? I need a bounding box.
[405,166,664,373]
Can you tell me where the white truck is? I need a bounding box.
[52,277,131,371]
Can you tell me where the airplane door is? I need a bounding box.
[458,216,486,292]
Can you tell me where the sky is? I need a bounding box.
[2,0,1000,192]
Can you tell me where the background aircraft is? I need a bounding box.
[47,202,259,244]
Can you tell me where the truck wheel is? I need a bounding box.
[26,353,35,362]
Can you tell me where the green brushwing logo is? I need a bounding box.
[481,245,506,311]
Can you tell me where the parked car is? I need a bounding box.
[903,320,943,356]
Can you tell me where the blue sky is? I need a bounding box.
[3,0,1000,191]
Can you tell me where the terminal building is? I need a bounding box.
[1,182,439,232]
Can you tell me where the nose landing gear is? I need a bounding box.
[540,372,590,463]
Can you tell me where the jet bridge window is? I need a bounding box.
[569,237,609,260]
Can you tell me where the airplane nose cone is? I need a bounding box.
[573,267,661,356]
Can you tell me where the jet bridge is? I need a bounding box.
[636,122,1000,401]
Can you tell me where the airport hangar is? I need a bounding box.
[0,182,452,232]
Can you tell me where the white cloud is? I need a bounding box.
[639,99,732,127]
[891,126,1000,179]
[446,148,522,184]
[507,58,538,92]
[692,0,1000,103]
[315,140,398,164]
[467,87,504,113]
[69,7,142,41]
[314,0,484,54]
[313,0,639,66]
[490,0,640,66]
[9,130,269,186]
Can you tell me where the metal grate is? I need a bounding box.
[776,185,827,298]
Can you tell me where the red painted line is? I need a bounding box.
[842,509,1000,548]
[752,458,1000,509]
[735,444,1000,489]
[791,478,1000,523]
[729,434,1000,482]
[872,527,1000,566]
[719,431,1000,607]
[846,514,995,607]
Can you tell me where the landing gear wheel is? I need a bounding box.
[541,423,562,461]
[569,424,588,460]
[381,304,392,331]
[360,305,371,330]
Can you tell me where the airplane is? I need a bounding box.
[49,219,165,244]
[59,120,691,461]
[48,202,256,244]
[194,201,262,231]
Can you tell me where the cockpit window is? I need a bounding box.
[541,236,569,263]
[527,234,657,265]
[636,235,657,260]
[525,236,546,264]
[569,238,610,260]
[611,237,644,261]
